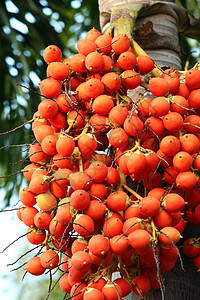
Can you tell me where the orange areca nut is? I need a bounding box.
[132,275,151,296]
[21,206,39,227]
[55,203,72,225]
[162,193,185,213]
[29,174,49,194]
[26,227,46,245]
[128,229,152,255]
[85,200,106,220]
[25,257,46,276]
[71,250,92,272]
[127,152,147,176]
[159,226,181,246]
[117,51,137,70]
[85,78,105,98]
[136,55,155,75]
[163,112,183,132]
[185,68,200,90]
[103,213,123,238]
[41,134,58,155]
[86,161,108,183]
[175,82,190,99]
[137,97,152,117]
[85,27,102,42]
[183,115,200,134]
[109,104,129,126]
[102,283,123,300]
[114,278,131,297]
[56,93,76,112]
[28,144,48,164]
[73,214,95,236]
[176,171,197,191]
[76,82,91,102]
[39,77,62,98]
[101,72,121,93]
[40,250,59,269]
[20,187,36,207]
[148,77,169,96]
[145,116,165,137]
[34,211,52,230]
[109,127,129,148]
[92,94,114,115]
[106,190,130,211]
[38,99,58,119]
[56,135,75,157]
[111,33,130,53]
[77,38,97,56]
[43,45,62,63]
[47,61,69,80]
[78,133,97,156]
[161,69,180,94]
[95,34,112,54]
[170,95,189,115]
[180,133,200,154]
[149,97,170,117]
[88,234,110,256]
[124,115,143,136]
[59,274,71,293]
[69,53,87,73]
[122,70,141,89]
[70,189,90,210]
[138,196,160,217]
[36,192,57,211]
[172,151,193,171]
[84,288,105,300]
[110,235,129,255]
[160,135,181,156]
[188,89,200,109]
[100,54,113,74]
[85,51,104,72]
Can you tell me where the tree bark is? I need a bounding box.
[98,0,186,69]
[97,1,200,299]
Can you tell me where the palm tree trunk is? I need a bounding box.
[97,1,200,299]
[98,0,189,70]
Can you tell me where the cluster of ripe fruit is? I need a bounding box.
[17,27,200,299]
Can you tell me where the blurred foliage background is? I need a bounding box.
[0,0,199,206]
[0,0,100,206]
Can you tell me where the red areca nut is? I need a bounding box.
[162,193,185,213]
